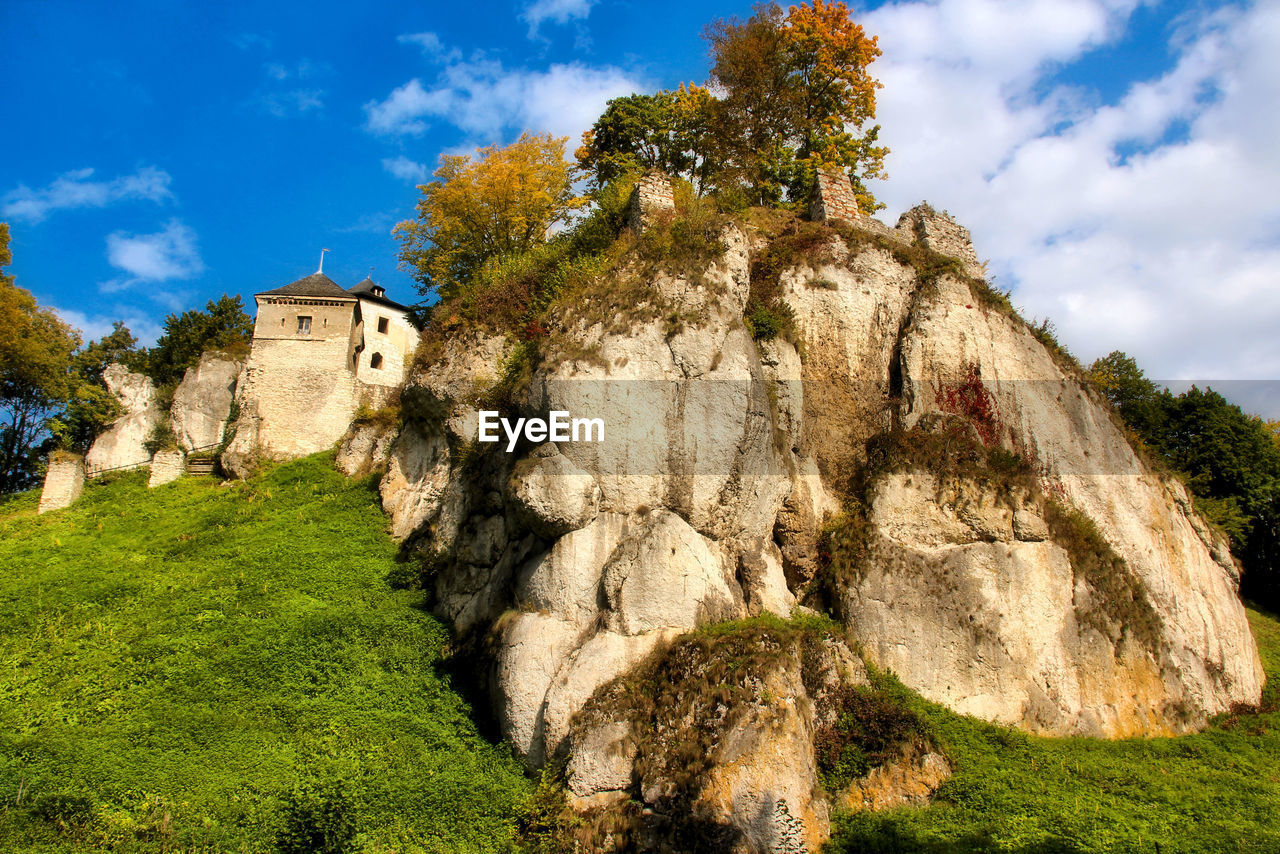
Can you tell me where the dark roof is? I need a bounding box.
[257,272,355,300]
[347,277,408,311]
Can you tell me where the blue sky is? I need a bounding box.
[4,0,1279,414]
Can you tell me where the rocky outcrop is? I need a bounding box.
[170,352,241,452]
[559,623,942,853]
[336,420,399,477]
[369,203,1263,851]
[85,365,160,474]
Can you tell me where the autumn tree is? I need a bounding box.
[395,132,585,302]
[0,223,80,491]
[706,0,887,208]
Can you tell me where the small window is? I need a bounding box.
[297,316,312,335]
[370,353,383,369]
[377,317,389,334]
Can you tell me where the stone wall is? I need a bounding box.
[353,299,419,388]
[896,204,984,279]
[39,455,85,514]
[222,336,361,476]
[810,167,860,224]
[627,171,675,230]
[148,449,185,487]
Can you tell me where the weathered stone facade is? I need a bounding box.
[897,204,984,279]
[222,271,418,476]
[627,171,675,230]
[148,449,185,487]
[39,455,85,514]
[809,167,860,223]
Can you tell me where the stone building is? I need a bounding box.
[222,270,418,475]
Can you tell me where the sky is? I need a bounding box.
[3,0,1278,415]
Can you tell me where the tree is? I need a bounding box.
[143,295,252,387]
[576,86,717,194]
[1087,350,1167,439]
[48,322,140,453]
[705,0,887,208]
[1090,351,1280,610]
[395,132,585,302]
[0,223,80,491]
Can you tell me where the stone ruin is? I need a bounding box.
[809,166,861,224]
[627,171,675,230]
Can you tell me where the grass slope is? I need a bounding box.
[0,455,530,853]
[827,608,1280,853]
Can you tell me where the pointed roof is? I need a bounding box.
[347,277,408,311]
[257,272,355,300]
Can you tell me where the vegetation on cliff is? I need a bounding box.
[1088,351,1280,612]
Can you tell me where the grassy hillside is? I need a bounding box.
[827,608,1280,853]
[0,456,530,853]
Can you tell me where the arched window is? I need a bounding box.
[370,352,383,369]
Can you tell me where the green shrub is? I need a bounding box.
[276,781,359,854]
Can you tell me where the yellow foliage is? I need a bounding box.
[394,133,585,301]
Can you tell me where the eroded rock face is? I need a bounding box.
[373,206,1262,851]
[86,365,160,474]
[170,353,241,452]
[559,625,935,854]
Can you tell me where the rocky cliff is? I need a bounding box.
[337,204,1263,852]
[84,364,160,473]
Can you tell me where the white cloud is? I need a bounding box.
[382,156,430,183]
[397,31,461,62]
[105,219,204,284]
[2,166,173,223]
[861,0,1280,413]
[257,89,325,117]
[521,0,597,37]
[253,59,328,116]
[364,51,643,142]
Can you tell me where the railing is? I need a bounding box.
[85,442,223,479]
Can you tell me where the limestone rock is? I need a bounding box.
[85,365,160,474]
[516,513,628,628]
[840,749,952,812]
[566,719,636,799]
[507,444,601,539]
[496,612,581,766]
[566,630,882,854]
[602,510,743,636]
[375,206,1264,852]
[335,420,399,477]
[170,352,241,452]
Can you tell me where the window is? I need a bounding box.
[370,353,383,369]
[377,317,389,334]
[297,316,312,335]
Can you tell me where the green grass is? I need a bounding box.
[825,608,1280,853]
[0,455,531,853]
